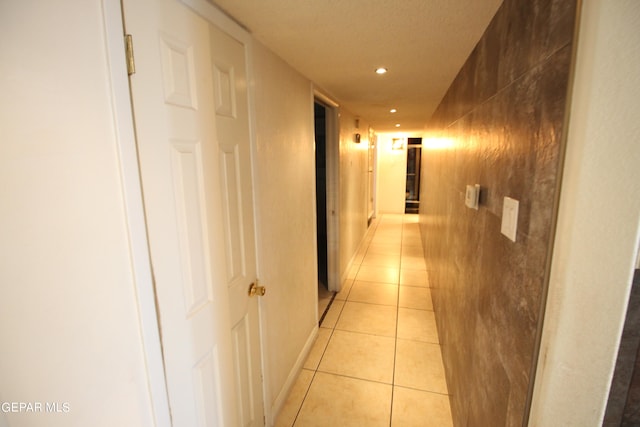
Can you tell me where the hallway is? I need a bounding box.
[275,214,453,426]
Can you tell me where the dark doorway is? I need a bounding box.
[314,102,328,290]
[405,137,422,213]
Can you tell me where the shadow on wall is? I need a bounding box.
[604,269,640,426]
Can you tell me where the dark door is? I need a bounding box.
[405,138,422,213]
[315,102,328,288]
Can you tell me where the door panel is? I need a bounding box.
[232,316,255,426]
[160,35,198,109]
[170,139,213,314]
[193,349,224,426]
[124,0,264,425]
[209,22,263,426]
[220,146,245,282]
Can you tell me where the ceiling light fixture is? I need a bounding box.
[395,123,401,127]
[390,108,397,113]
[375,67,388,75]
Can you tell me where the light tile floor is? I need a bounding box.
[275,214,454,427]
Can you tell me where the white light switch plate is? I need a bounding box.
[465,184,480,209]
[501,197,519,242]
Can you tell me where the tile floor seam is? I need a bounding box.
[290,368,316,427]
[342,299,400,308]
[351,278,401,285]
[313,370,395,387]
[389,216,406,427]
[292,323,339,426]
[399,306,432,312]
[397,337,441,346]
[393,384,451,397]
[327,328,394,340]
[313,328,337,370]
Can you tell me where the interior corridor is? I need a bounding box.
[276,214,453,426]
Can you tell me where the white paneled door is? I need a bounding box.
[123,0,265,425]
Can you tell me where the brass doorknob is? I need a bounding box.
[248,282,266,297]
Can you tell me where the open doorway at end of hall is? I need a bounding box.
[405,137,422,214]
[314,101,335,323]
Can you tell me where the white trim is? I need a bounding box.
[326,104,341,292]
[179,0,251,44]
[242,20,274,427]
[341,215,378,286]
[369,129,378,221]
[102,0,171,425]
[308,86,322,325]
[313,93,342,293]
[269,325,319,425]
[528,0,640,424]
[314,88,340,108]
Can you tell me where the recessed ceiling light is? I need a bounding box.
[390,108,397,113]
[395,124,401,127]
[375,67,388,75]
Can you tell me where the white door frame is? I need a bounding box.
[102,0,171,425]
[313,90,341,292]
[368,129,378,222]
[102,0,269,424]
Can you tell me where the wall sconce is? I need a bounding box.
[354,133,361,143]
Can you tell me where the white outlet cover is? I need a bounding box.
[501,197,519,242]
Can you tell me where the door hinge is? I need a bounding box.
[125,34,135,76]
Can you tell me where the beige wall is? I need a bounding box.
[250,43,375,418]
[250,41,319,420]
[529,1,640,424]
[338,110,371,281]
[0,2,155,425]
[376,134,408,214]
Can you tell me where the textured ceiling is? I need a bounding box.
[211,0,503,133]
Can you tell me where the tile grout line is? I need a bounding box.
[293,215,380,426]
[293,300,344,426]
[389,213,405,427]
[294,214,427,426]
[317,292,337,327]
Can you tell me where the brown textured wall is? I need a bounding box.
[419,1,578,425]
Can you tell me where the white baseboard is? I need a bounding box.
[340,220,379,286]
[268,324,319,425]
